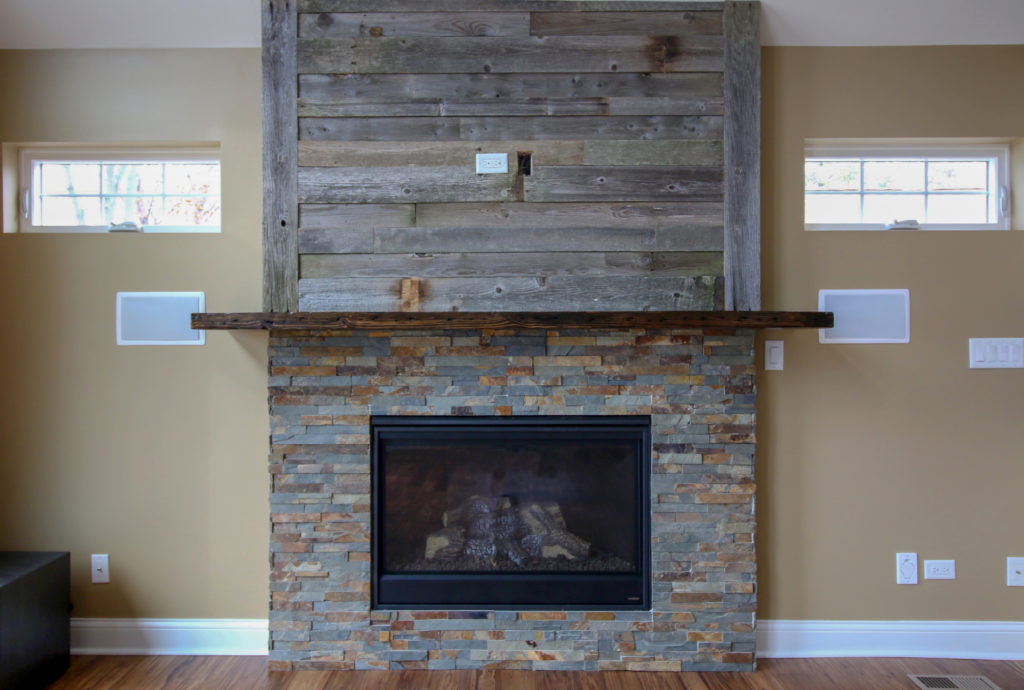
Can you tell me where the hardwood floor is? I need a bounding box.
[45,656,1024,689]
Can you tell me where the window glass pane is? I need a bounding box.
[163,197,221,226]
[863,161,925,192]
[927,161,988,192]
[805,160,860,191]
[102,163,163,195]
[805,144,1007,230]
[165,164,220,195]
[863,194,925,223]
[103,196,164,226]
[927,194,989,224]
[40,163,100,195]
[40,196,103,226]
[805,194,861,224]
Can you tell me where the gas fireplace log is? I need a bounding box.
[519,503,591,560]
[425,495,592,564]
[424,527,465,560]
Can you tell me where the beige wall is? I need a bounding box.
[0,49,268,618]
[759,45,1024,620]
[3,44,1022,625]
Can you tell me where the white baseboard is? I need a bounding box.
[758,620,1024,660]
[71,618,268,655]
[70,617,1024,660]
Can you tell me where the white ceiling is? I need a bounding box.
[0,0,1021,49]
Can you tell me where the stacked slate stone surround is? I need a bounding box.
[268,327,757,671]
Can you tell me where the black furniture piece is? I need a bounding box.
[0,552,71,689]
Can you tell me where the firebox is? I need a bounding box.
[371,416,651,610]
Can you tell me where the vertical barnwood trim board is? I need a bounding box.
[723,1,761,311]
[263,0,299,312]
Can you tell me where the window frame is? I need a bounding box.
[804,141,1011,231]
[16,144,221,234]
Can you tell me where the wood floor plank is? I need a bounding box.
[46,655,1024,689]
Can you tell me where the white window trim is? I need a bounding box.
[805,141,1011,231]
[14,144,221,234]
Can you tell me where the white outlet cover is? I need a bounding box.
[475,153,508,174]
[1008,557,1024,586]
[923,559,956,579]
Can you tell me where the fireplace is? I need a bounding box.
[372,416,650,610]
[267,327,758,671]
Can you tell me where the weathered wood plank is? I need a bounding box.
[298,72,722,101]
[524,166,722,203]
[531,11,722,36]
[195,310,835,331]
[462,116,722,142]
[298,275,720,312]
[263,0,298,312]
[299,203,415,228]
[607,96,722,116]
[298,98,613,118]
[583,140,723,166]
[298,141,584,167]
[300,251,723,278]
[298,227,374,254]
[299,1,725,13]
[297,166,517,204]
[299,12,531,37]
[301,116,722,141]
[369,225,723,254]
[296,35,724,74]
[298,99,443,117]
[441,99,610,116]
[300,117,461,141]
[414,201,723,231]
[723,0,760,311]
[298,96,721,118]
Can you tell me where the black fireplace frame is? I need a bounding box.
[371,415,651,610]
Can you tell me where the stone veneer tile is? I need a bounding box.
[268,328,756,672]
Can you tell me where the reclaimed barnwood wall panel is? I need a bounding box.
[263,0,761,312]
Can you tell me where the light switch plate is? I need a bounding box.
[475,153,508,174]
[765,340,784,370]
[1008,557,1024,586]
[969,338,1024,369]
[91,554,110,583]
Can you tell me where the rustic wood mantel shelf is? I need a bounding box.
[191,311,833,331]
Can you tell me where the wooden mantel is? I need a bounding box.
[192,310,832,331]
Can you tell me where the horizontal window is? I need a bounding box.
[15,145,220,233]
[805,141,1011,231]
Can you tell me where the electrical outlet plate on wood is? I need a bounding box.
[475,153,508,174]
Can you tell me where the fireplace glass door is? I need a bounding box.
[372,416,650,609]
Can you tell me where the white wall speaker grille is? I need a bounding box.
[818,289,910,344]
[116,292,205,346]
